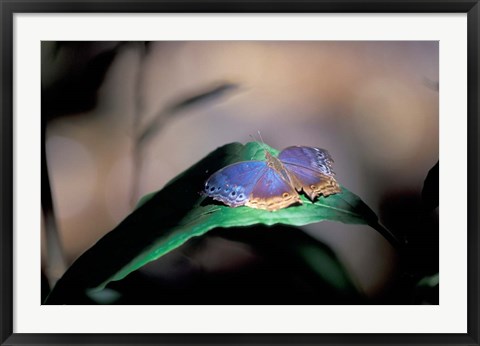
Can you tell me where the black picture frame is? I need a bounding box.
[1,1,479,345]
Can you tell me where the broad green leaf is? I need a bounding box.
[46,142,397,304]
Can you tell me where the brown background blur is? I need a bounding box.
[42,41,438,300]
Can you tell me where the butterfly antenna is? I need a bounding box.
[256,130,273,160]
[257,131,266,146]
[257,130,270,152]
[248,132,267,160]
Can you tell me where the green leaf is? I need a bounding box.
[417,273,439,288]
[415,273,439,304]
[46,142,397,304]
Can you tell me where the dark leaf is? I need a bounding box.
[422,162,439,210]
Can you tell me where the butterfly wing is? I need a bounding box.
[278,146,341,200]
[245,166,301,211]
[204,161,268,207]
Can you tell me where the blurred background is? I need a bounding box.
[41,41,439,304]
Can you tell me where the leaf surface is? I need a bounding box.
[46,142,397,303]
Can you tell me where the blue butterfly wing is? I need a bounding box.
[245,166,301,211]
[278,146,341,200]
[278,146,335,175]
[204,161,268,207]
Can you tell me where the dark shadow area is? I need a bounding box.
[41,270,51,304]
[422,162,439,212]
[42,42,120,121]
[93,225,365,305]
[374,163,439,304]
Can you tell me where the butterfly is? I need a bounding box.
[203,145,341,211]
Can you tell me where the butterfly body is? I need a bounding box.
[204,146,340,211]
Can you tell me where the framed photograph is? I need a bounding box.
[1,1,479,345]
